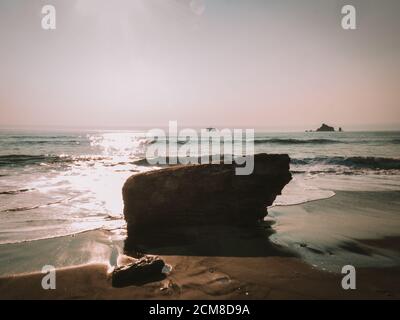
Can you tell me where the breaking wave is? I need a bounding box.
[292,156,400,171]
[0,154,108,167]
[254,138,344,145]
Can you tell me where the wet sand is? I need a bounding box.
[358,237,400,254]
[1,191,399,300]
[0,256,399,300]
[1,223,399,300]
[268,191,400,272]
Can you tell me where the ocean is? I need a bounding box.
[0,129,400,275]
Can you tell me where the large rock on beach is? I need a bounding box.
[122,153,291,247]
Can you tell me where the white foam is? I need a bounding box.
[271,174,336,207]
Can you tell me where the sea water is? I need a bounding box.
[0,130,399,274]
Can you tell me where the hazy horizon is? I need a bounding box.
[1,0,399,130]
[1,123,399,133]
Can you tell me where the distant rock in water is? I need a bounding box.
[122,153,291,248]
[316,123,335,132]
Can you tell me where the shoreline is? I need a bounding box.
[1,190,400,299]
[268,190,400,272]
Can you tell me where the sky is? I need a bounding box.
[0,0,399,131]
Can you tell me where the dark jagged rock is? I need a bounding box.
[122,153,291,248]
[316,123,335,132]
[111,256,166,287]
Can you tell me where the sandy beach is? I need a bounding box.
[1,211,399,300]
[1,255,399,300]
[1,188,400,300]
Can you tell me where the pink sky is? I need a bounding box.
[0,0,399,131]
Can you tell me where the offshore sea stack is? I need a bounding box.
[122,153,291,247]
[316,123,335,132]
